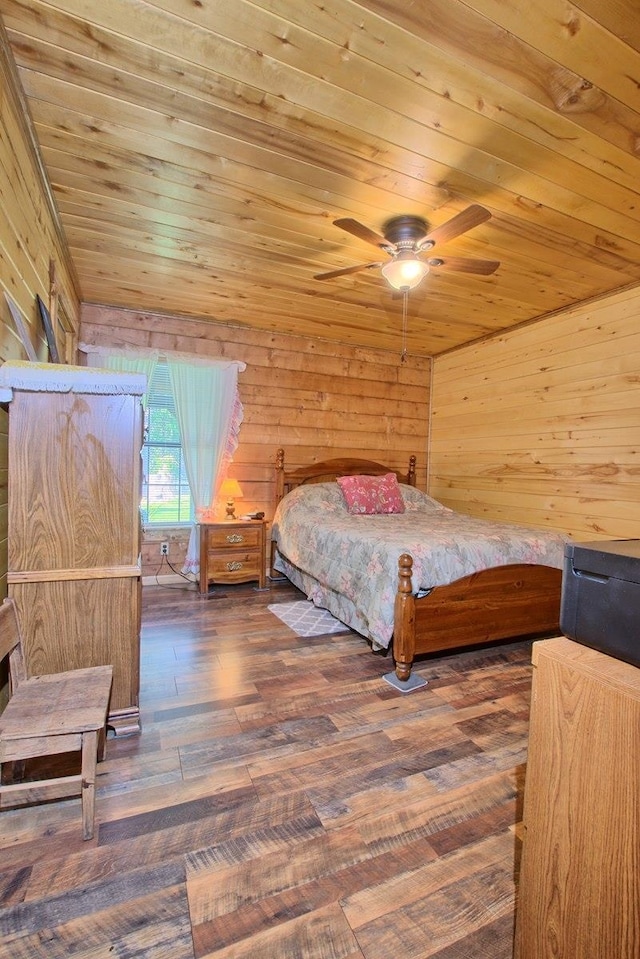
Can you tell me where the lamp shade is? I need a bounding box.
[381,253,429,291]
[220,478,243,499]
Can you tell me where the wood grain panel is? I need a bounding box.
[9,577,139,713]
[430,286,640,541]
[7,391,142,571]
[4,2,640,355]
[0,409,7,603]
[515,638,640,959]
[0,28,79,360]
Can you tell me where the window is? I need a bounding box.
[140,362,192,524]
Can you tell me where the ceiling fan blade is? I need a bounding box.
[314,261,383,280]
[333,218,391,249]
[420,205,491,249]
[427,255,499,275]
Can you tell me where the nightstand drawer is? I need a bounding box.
[207,551,261,579]
[207,526,262,550]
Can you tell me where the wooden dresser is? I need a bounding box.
[515,637,640,959]
[2,361,145,735]
[199,520,267,594]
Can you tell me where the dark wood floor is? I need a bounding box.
[0,579,536,958]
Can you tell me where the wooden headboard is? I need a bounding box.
[274,448,417,509]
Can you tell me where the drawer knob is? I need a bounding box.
[226,561,244,572]
[226,534,244,544]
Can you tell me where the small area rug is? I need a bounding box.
[267,601,350,637]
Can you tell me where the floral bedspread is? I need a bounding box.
[271,482,568,650]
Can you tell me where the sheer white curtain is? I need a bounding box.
[79,344,159,397]
[94,351,159,401]
[166,356,244,574]
[80,344,245,577]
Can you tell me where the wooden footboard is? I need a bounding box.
[392,554,562,682]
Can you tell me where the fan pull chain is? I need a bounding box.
[401,289,408,363]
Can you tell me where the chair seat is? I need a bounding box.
[0,598,114,839]
[0,665,113,741]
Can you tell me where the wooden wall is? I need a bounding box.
[0,31,79,600]
[429,286,640,542]
[80,304,431,578]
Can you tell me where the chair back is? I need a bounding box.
[0,598,27,689]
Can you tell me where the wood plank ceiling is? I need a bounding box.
[2,0,640,357]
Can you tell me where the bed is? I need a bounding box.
[271,448,567,687]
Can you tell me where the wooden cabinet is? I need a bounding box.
[199,520,267,594]
[2,362,145,735]
[515,637,640,959]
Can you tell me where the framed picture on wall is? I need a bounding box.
[48,257,73,364]
[37,294,60,363]
[55,297,75,365]
[4,291,38,361]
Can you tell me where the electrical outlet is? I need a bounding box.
[161,542,169,555]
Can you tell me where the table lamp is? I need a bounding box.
[220,478,243,519]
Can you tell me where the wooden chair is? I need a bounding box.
[0,598,113,840]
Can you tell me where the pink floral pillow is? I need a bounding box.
[337,473,405,514]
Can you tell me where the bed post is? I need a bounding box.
[393,553,416,681]
[270,448,287,579]
[275,447,285,505]
[407,455,416,486]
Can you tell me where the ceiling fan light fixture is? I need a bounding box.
[381,253,429,291]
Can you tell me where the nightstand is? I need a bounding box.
[198,520,267,594]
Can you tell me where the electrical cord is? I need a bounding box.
[152,552,198,589]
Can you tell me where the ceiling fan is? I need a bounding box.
[315,205,499,291]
